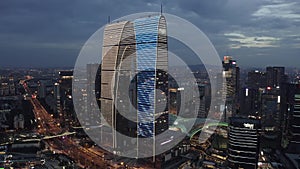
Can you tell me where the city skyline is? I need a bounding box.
[0,0,300,68]
[0,1,300,168]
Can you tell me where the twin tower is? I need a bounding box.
[100,15,169,156]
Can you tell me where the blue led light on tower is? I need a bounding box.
[134,16,160,138]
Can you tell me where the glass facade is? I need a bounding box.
[134,15,168,138]
[228,117,260,169]
[101,21,129,127]
[100,15,168,151]
[134,16,160,138]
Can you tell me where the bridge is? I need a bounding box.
[0,131,76,146]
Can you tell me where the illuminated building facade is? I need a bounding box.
[134,15,168,137]
[281,83,300,153]
[100,15,169,156]
[57,70,73,119]
[228,117,260,169]
[222,56,240,121]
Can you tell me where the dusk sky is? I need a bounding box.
[0,0,299,68]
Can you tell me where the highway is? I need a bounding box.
[23,82,110,168]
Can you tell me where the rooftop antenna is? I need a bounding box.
[160,2,163,15]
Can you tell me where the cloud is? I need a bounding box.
[0,0,299,68]
[253,2,300,21]
[224,32,280,49]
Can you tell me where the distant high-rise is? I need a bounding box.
[241,68,286,118]
[266,67,287,88]
[222,56,240,121]
[247,70,267,89]
[38,81,46,99]
[38,80,52,99]
[227,117,260,169]
[100,15,168,158]
[241,70,267,116]
[260,88,281,141]
[57,70,73,119]
[240,87,260,116]
[169,88,182,116]
[198,84,206,118]
[281,83,300,153]
[215,72,226,117]
[86,63,100,125]
[53,82,60,115]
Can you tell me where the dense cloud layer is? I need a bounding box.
[0,0,299,67]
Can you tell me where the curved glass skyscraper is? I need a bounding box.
[100,15,168,157]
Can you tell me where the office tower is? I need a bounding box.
[281,83,300,153]
[198,84,207,118]
[240,70,266,116]
[58,70,73,97]
[266,67,287,88]
[260,89,281,144]
[58,70,74,119]
[169,88,182,116]
[37,80,47,99]
[240,87,260,116]
[247,70,267,89]
[204,83,211,116]
[53,82,60,115]
[228,117,260,169]
[222,56,240,121]
[37,79,54,112]
[86,63,100,125]
[215,72,226,118]
[100,15,168,157]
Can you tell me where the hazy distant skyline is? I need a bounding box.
[0,0,299,68]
